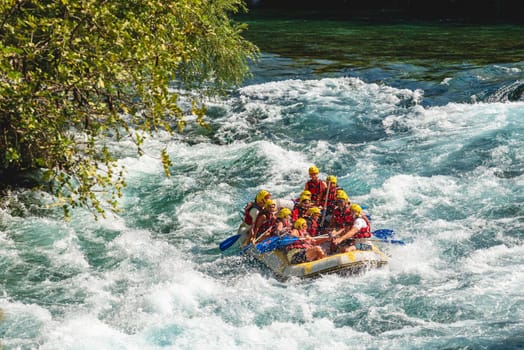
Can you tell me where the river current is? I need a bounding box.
[1,14,523,350]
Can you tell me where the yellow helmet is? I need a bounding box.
[255,190,271,203]
[308,165,319,175]
[336,190,348,201]
[264,199,276,210]
[294,218,307,229]
[307,207,321,216]
[300,190,312,197]
[278,208,291,219]
[350,203,362,216]
[299,195,311,203]
[326,175,337,185]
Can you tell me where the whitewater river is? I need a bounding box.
[1,14,523,350]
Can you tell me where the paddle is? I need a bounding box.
[372,229,394,239]
[254,234,330,254]
[240,228,275,254]
[253,236,282,253]
[219,234,241,251]
[320,180,331,227]
[370,238,405,245]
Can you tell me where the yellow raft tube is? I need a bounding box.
[244,242,388,279]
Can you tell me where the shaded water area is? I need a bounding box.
[241,11,524,106]
[1,11,523,350]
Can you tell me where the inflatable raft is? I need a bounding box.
[241,235,388,279]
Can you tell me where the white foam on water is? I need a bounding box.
[40,314,148,350]
[369,174,460,218]
[0,300,52,348]
[50,228,90,270]
[2,74,523,349]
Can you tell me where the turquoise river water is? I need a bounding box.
[1,13,523,350]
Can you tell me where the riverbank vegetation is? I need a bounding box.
[0,0,257,218]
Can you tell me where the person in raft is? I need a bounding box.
[251,199,278,243]
[304,165,327,206]
[318,175,342,227]
[304,206,322,236]
[241,189,272,246]
[291,194,312,221]
[272,207,293,237]
[332,204,373,252]
[328,190,353,232]
[285,218,329,264]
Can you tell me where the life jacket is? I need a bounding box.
[353,215,372,238]
[285,230,310,250]
[331,206,353,229]
[243,202,262,226]
[291,205,308,221]
[305,179,323,202]
[273,218,291,236]
[306,217,319,236]
[256,210,277,236]
[325,186,342,214]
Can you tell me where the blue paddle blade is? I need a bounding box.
[276,236,300,249]
[390,239,405,245]
[254,236,301,253]
[375,238,405,245]
[255,236,281,253]
[219,234,240,251]
[372,229,394,239]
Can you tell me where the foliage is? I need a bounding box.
[0,0,257,218]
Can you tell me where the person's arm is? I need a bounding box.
[246,209,262,243]
[333,226,358,245]
[308,234,331,245]
[330,223,348,238]
[333,218,366,244]
[256,218,277,242]
[252,213,266,236]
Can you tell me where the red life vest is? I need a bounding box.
[353,215,372,238]
[285,230,310,250]
[273,218,291,236]
[305,179,323,202]
[325,186,342,214]
[256,211,277,236]
[243,202,261,226]
[331,206,353,228]
[306,217,319,236]
[292,205,308,221]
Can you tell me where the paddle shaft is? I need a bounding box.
[369,238,405,245]
[320,180,331,227]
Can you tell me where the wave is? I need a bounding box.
[1,75,523,349]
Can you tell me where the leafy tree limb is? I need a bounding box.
[0,0,258,219]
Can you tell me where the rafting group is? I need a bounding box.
[237,166,374,265]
